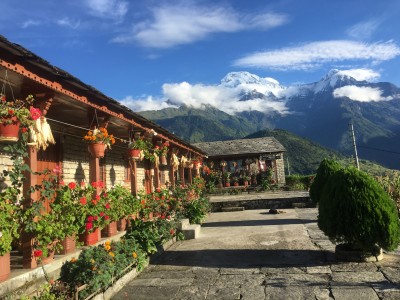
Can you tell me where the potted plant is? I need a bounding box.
[84,127,115,158]
[223,172,231,187]
[317,165,400,261]
[232,176,239,186]
[128,138,151,159]
[243,175,251,187]
[0,94,40,142]
[154,141,169,165]
[0,188,20,282]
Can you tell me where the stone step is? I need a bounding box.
[182,224,201,240]
[292,202,307,208]
[221,206,245,212]
[177,218,190,230]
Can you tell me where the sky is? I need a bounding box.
[1,0,400,113]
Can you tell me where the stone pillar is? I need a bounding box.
[22,146,38,269]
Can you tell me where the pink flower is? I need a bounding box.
[100,212,105,217]
[87,216,94,222]
[104,215,109,220]
[29,107,41,120]
[59,180,65,186]
[68,182,76,189]
[80,181,86,187]
[105,203,111,210]
[52,165,61,174]
[86,222,93,231]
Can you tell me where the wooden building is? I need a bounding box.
[194,137,286,185]
[0,35,205,269]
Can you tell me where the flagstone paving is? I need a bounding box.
[112,208,400,300]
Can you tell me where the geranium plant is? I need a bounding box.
[154,141,169,156]
[83,127,115,149]
[0,94,40,127]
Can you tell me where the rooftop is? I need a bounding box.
[193,137,285,157]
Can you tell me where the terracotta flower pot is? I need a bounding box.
[128,149,141,159]
[225,182,230,187]
[41,249,55,265]
[117,218,127,231]
[244,181,249,187]
[88,142,106,158]
[0,118,20,142]
[57,235,76,255]
[0,252,10,282]
[101,221,117,237]
[79,228,100,246]
[234,182,239,186]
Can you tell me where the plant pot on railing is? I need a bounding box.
[101,221,117,237]
[88,142,106,158]
[0,118,20,142]
[225,182,231,187]
[128,149,141,160]
[0,252,10,282]
[79,228,100,246]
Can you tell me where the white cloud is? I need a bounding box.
[335,69,380,82]
[119,95,174,112]
[21,19,41,29]
[346,20,380,40]
[120,81,289,115]
[233,40,400,70]
[113,3,288,47]
[85,0,128,20]
[56,17,80,29]
[333,85,393,102]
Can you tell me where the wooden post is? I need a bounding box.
[89,156,101,194]
[179,166,185,186]
[188,167,193,184]
[169,165,175,188]
[130,160,138,195]
[154,165,160,189]
[22,146,38,269]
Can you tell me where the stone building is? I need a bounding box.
[194,137,286,185]
[0,34,205,269]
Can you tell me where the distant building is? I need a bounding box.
[194,137,286,185]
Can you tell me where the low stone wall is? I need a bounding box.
[211,196,313,212]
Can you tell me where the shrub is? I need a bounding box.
[318,167,400,252]
[285,174,315,191]
[309,159,343,204]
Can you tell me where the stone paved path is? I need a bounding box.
[112,208,400,300]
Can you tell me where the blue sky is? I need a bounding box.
[1,0,400,112]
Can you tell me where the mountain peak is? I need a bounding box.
[221,71,280,88]
[313,69,359,93]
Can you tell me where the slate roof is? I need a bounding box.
[193,137,285,157]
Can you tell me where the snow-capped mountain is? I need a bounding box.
[140,70,400,169]
[220,71,285,98]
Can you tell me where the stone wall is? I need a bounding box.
[103,146,128,189]
[136,160,146,192]
[0,152,13,189]
[276,154,285,185]
[62,135,90,184]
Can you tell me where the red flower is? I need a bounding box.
[59,180,65,186]
[33,249,43,258]
[1,95,5,102]
[95,195,100,201]
[8,109,14,115]
[156,188,161,193]
[104,215,109,220]
[80,197,87,205]
[93,216,98,221]
[29,107,41,120]
[87,216,94,222]
[68,182,76,189]
[21,127,28,133]
[80,181,86,187]
[100,212,105,217]
[98,181,104,188]
[105,203,111,209]
[86,222,93,230]
[91,181,98,188]
[92,200,97,205]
